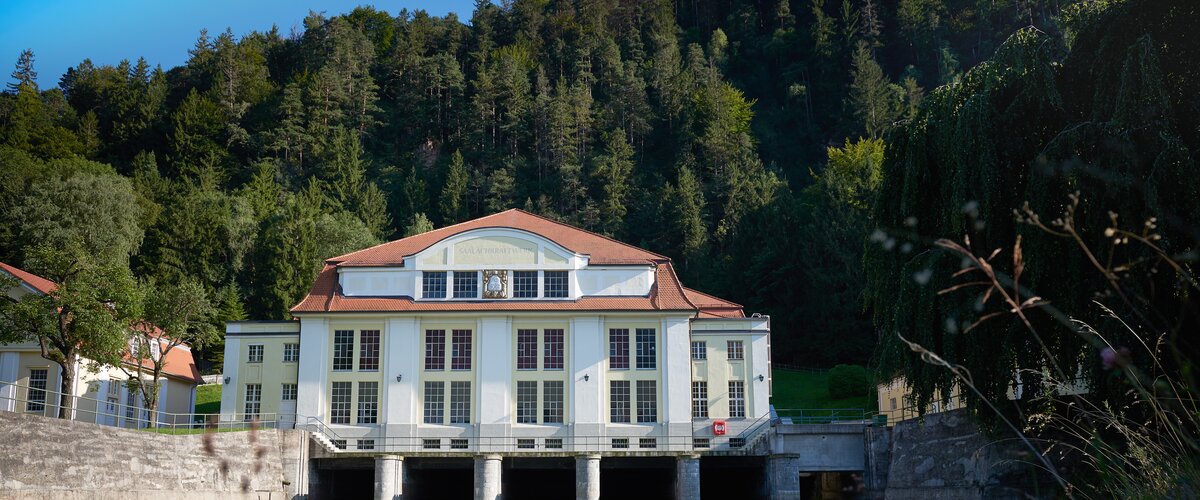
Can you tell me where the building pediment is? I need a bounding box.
[411,229,581,270]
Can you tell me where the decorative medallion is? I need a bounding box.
[482,270,507,299]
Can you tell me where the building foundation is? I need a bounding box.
[575,454,601,500]
[675,455,701,500]
[767,455,801,500]
[474,454,503,500]
[374,455,404,500]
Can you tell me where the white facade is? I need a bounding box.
[221,216,772,455]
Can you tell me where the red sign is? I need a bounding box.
[712,420,727,436]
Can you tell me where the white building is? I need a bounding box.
[220,209,772,499]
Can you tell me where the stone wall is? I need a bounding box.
[0,411,307,499]
[882,409,1052,500]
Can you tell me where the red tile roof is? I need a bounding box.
[1,262,201,384]
[291,210,744,317]
[0,262,57,294]
[330,209,667,266]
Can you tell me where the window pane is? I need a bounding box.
[610,381,630,423]
[543,271,568,298]
[449,381,471,424]
[359,330,380,371]
[513,271,538,298]
[453,271,478,298]
[543,329,564,370]
[516,381,537,424]
[26,369,47,412]
[245,384,261,419]
[357,382,378,424]
[609,329,629,370]
[284,343,300,362]
[330,382,351,424]
[729,381,746,418]
[635,329,656,369]
[282,383,297,401]
[423,271,447,298]
[332,330,354,370]
[451,329,472,370]
[543,381,564,423]
[727,340,744,360]
[516,329,538,370]
[423,382,444,424]
[636,380,657,423]
[690,341,706,360]
[248,345,263,363]
[691,382,708,418]
[425,330,445,370]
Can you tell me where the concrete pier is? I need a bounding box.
[675,455,701,500]
[575,454,601,500]
[374,455,404,500]
[474,454,503,500]
[767,455,801,500]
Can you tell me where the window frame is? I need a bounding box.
[26,368,48,412]
[247,344,264,363]
[357,381,379,424]
[281,383,298,402]
[451,329,472,370]
[729,380,746,418]
[727,340,744,360]
[635,328,657,369]
[690,341,707,361]
[516,381,538,424]
[543,329,564,370]
[449,381,471,424]
[636,380,657,423]
[452,271,479,299]
[359,330,380,371]
[332,330,354,371]
[423,381,444,424]
[512,271,538,298]
[422,271,447,299]
[424,330,446,371]
[609,329,629,370]
[610,380,631,423]
[330,382,352,424]
[691,381,708,418]
[244,383,262,420]
[543,270,568,298]
[283,343,300,363]
[543,380,564,424]
[516,329,538,370]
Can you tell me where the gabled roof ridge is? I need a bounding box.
[0,261,57,295]
[682,286,743,309]
[504,208,670,262]
[327,210,520,263]
[654,262,698,311]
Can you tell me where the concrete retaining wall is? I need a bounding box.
[883,409,1051,500]
[0,410,306,499]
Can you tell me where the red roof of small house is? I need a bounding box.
[125,323,204,384]
[291,209,743,317]
[1,262,202,384]
[0,262,58,294]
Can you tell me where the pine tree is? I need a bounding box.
[8,49,37,91]
[848,41,900,138]
[439,150,469,224]
[590,129,635,237]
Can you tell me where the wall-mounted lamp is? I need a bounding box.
[583,374,590,382]
[396,374,403,382]
[756,374,765,382]
[223,376,230,384]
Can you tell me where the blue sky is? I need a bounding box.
[0,1,477,88]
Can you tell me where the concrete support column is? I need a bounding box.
[474,454,502,500]
[375,455,405,500]
[674,455,701,500]
[767,456,801,500]
[575,454,601,500]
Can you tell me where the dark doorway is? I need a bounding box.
[701,456,767,500]
[600,457,675,500]
[503,457,575,499]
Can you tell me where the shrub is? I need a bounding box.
[827,364,871,400]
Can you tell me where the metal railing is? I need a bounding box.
[773,408,871,425]
[0,379,288,433]
[875,394,969,425]
[301,411,779,455]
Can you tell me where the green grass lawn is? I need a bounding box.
[770,368,877,413]
[194,384,221,415]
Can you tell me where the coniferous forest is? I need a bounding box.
[3,0,1200,492]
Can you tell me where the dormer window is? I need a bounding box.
[453,271,478,298]
[544,271,568,298]
[423,272,447,298]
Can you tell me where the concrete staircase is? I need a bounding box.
[309,429,341,453]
